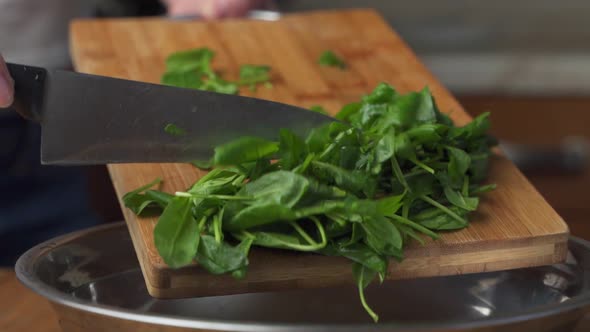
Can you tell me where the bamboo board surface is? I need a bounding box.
[69,9,569,298]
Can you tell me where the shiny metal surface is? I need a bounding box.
[9,65,333,165]
[16,223,590,331]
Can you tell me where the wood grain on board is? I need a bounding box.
[69,9,569,298]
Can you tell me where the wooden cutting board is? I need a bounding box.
[69,9,569,299]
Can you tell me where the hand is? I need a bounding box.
[164,0,264,19]
[0,55,14,108]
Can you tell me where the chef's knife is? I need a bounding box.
[3,63,333,165]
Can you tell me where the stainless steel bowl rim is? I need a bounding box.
[15,222,590,332]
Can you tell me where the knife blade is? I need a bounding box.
[3,63,334,165]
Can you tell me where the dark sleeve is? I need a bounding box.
[93,0,166,17]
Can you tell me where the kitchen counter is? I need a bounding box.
[0,269,60,332]
[1,266,590,332]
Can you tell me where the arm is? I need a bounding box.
[0,55,14,107]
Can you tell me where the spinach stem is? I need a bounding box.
[318,129,351,161]
[410,157,435,174]
[213,216,221,243]
[319,143,336,161]
[241,230,255,239]
[175,192,253,201]
[358,273,379,323]
[287,217,328,248]
[391,156,409,191]
[326,213,347,227]
[399,225,424,245]
[471,183,497,195]
[232,174,246,187]
[310,216,328,248]
[282,240,327,251]
[389,214,439,239]
[401,200,410,219]
[236,230,326,252]
[343,222,360,246]
[420,195,466,225]
[197,216,207,230]
[462,176,469,196]
[295,202,340,218]
[213,209,224,243]
[293,153,315,174]
[289,221,318,246]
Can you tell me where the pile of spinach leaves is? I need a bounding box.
[126,50,496,321]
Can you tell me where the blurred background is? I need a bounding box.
[1,0,590,264]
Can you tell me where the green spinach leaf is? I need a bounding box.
[444,187,479,211]
[318,50,346,69]
[154,197,200,268]
[196,235,249,274]
[213,137,279,166]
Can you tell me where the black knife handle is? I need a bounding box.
[5,63,47,122]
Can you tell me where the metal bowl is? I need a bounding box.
[15,222,590,332]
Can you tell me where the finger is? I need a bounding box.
[165,0,203,17]
[221,0,256,18]
[0,56,14,107]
